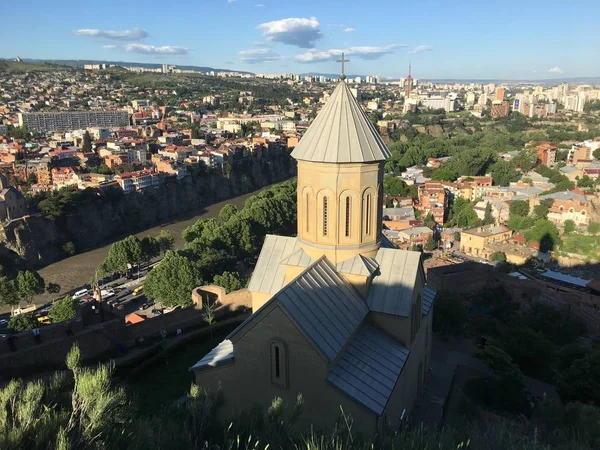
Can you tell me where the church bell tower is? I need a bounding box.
[291,57,391,265]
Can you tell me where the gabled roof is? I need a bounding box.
[280,247,313,268]
[277,257,369,361]
[291,81,391,163]
[367,248,423,317]
[422,286,436,316]
[327,323,410,415]
[190,339,233,371]
[336,254,379,277]
[248,235,300,294]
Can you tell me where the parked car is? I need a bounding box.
[132,286,144,296]
[73,289,89,299]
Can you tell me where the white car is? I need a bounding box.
[73,289,89,299]
[100,289,115,299]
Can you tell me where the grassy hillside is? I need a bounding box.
[0,60,73,74]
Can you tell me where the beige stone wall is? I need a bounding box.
[296,160,384,264]
[194,304,378,433]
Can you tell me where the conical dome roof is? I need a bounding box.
[291,81,391,163]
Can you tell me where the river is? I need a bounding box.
[34,185,274,304]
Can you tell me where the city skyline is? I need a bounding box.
[2,0,599,80]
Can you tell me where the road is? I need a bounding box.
[12,184,276,310]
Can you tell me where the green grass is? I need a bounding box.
[560,233,600,259]
[0,60,73,74]
[127,327,234,413]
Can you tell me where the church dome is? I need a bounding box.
[291,81,391,164]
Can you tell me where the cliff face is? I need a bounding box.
[0,151,295,270]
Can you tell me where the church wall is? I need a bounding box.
[194,305,378,433]
[369,312,411,347]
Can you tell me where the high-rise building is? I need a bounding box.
[404,62,413,98]
[490,101,509,119]
[495,87,505,101]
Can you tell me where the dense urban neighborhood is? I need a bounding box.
[1,56,600,450]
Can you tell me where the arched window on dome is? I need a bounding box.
[345,196,351,237]
[365,193,372,235]
[305,191,310,233]
[323,196,329,236]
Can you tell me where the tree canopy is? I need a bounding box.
[0,276,19,308]
[49,296,78,323]
[16,270,45,304]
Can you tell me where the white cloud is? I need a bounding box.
[73,28,148,41]
[548,66,564,74]
[343,27,356,33]
[102,44,117,49]
[408,45,433,54]
[239,48,281,64]
[295,44,405,63]
[257,17,322,48]
[255,3,265,6]
[124,44,189,55]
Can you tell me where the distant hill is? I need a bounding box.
[0,58,253,75]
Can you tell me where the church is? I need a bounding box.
[191,74,436,433]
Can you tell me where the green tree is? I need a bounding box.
[49,296,78,323]
[489,160,519,186]
[524,219,561,252]
[509,200,529,217]
[62,242,76,256]
[424,236,437,252]
[82,130,92,153]
[16,270,45,304]
[577,174,596,189]
[383,176,412,197]
[213,271,243,293]
[0,276,19,309]
[424,212,436,229]
[140,236,160,264]
[564,219,576,234]
[156,229,175,256]
[593,148,600,160]
[589,222,600,235]
[144,251,198,307]
[533,199,554,220]
[218,204,239,223]
[557,348,600,407]
[490,251,506,262]
[432,290,467,337]
[46,282,61,294]
[102,235,143,273]
[8,313,38,331]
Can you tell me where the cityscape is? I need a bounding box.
[1,1,600,449]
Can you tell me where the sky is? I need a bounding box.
[2,0,599,80]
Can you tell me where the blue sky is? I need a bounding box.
[2,0,599,79]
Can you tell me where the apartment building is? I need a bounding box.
[115,170,161,194]
[18,111,129,133]
[460,225,512,258]
[417,181,449,223]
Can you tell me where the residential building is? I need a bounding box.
[115,170,161,194]
[398,226,434,248]
[18,111,129,133]
[417,181,449,223]
[536,142,557,166]
[460,225,512,258]
[490,101,509,119]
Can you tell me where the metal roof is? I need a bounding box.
[278,257,369,361]
[247,235,300,294]
[291,81,391,163]
[541,270,590,288]
[327,323,410,415]
[422,286,436,316]
[367,248,422,317]
[280,248,313,268]
[189,339,233,371]
[336,254,379,277]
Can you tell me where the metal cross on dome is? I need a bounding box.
[337,52,349,80]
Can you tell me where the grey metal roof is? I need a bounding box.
[327,323,410,415]
[541,270,590,288]
[189,339,233,371]
[336,254,379,277]
[422,286,436,316]
[381,235,396,249]
[291,81,391,163]
[247,235,299,294]
[278,257,369,361]
[367,248,421,317]
[280,248,313,268]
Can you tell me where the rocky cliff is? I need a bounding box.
[0,150,295,271]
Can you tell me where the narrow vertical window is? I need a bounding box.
[365,194,371,235]
[305,192,309,233]
[345,196,351,237]
[271,340,288,387]
[323,196,328,236]
[274,345,280,378]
